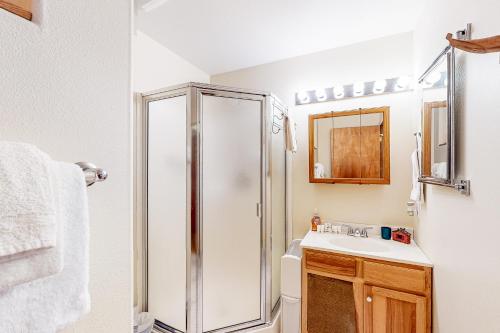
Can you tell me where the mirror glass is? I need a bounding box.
[314,113,360,179]
[310,107,389,184]
[420,50,450,181]
[360,112,385,179]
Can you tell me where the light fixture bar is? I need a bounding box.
[294,76,439,106]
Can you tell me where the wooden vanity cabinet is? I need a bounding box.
[364,286,427,333]
[302,249,432,333]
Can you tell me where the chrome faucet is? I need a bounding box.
[359,227,373,238]
[342,225,372,238]
[342,224,354,236]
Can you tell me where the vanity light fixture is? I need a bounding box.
[294,75,417,105]
[297,91,310,104]
[422,71,442,88]
[353,81,364,97]
[395,76,410,91]
[315,88,327,102]
[333,84,345,99]
[373,79,387,94]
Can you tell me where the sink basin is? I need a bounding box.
[329,237,390,253]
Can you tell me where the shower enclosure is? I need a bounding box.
[138,83,290,333]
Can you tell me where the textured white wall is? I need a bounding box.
[0,2,132,332]
[212,33,415,238]
[413,1,500,332]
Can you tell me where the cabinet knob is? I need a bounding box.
[366,296,372,303]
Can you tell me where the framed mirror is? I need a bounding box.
[418,46,455,186]
[308,107,390,184]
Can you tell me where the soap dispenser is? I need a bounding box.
[311,208,321,231]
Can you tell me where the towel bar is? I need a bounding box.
[75,162,108,187]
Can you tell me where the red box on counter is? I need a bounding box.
[392,228,411,244]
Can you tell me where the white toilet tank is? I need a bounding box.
[281,239,302,333]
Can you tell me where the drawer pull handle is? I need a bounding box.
[366,296,372,303]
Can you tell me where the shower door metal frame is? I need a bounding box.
[140,83,286,333]
[196,87,270,333]
[140,86,193,333]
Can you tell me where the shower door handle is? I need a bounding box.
[256,203,262,218]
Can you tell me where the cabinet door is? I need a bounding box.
[304,273,359,333]
[364,285,426,333]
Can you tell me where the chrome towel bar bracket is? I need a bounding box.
[76,162,108,187]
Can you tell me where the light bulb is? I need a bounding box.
[315,88,327,102]
[422,72,441,88]
[333,84,344,99]
[353,81,364,97]
[297,91,310,104]
[373,79,387,94]
[428,71,442,84]
[395,76,410,91]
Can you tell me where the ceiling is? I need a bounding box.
[135,0,423,75]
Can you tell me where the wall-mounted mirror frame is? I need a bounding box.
[418,46,455,186]
[418,46,470,195]
[308,106,390,185]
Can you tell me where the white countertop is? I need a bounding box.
[300,231,433,267]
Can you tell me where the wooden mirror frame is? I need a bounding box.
[421,101,447,177]
[308,106,390,185]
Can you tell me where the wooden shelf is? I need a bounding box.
[0,0,32,21]
[447,33,500,54]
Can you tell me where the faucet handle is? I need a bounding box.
[360,227,373,238]
[342,224,354,236]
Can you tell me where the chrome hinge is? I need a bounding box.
[456,23,472,41]
[454,179,471,196]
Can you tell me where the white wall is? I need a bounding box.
[0,2,132,332]
[133,30,209,93]
[212,33,415,238]
[413,1,500,332]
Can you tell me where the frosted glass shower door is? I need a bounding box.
[202,94,263,332]
[147,96,187,332]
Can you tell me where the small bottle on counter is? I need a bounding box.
[311,208,321,231]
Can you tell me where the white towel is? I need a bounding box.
[314,162,325,178]
[0,162,90,333]
[0,161,64,291]
[0,142,57,257]
[410,150,421,201]
[285,115,297,153]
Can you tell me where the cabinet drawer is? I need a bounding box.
[363,261,426,293]
[305,251,357,277]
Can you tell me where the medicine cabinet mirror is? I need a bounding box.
[308,107,390,184]
[418,46,455,186]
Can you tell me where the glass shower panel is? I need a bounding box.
[147,96,187,332]
[202,95,262,332]
[271,106,286,311]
